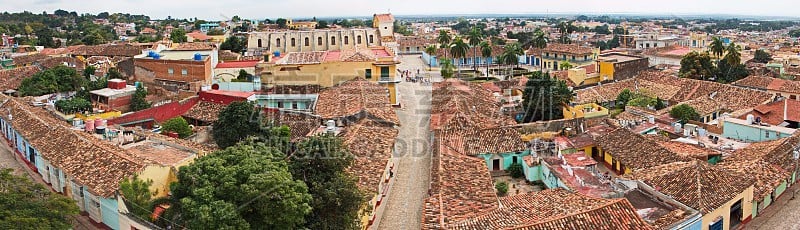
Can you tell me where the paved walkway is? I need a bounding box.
[375,55,433,230]
[746,187,800,230]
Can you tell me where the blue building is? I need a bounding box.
[722,117,795,142]
[422,46,522,68]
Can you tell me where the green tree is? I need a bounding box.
[130,84,151,111]
[531,29,549,72]
[753,49,772,63]
[119,175,154,221]
[437,30,452,59]
[212,101,260,148]
[171,141,312,229]
[480,41,493,77]
[714,60,749,83]
[290,136,365,230]
[83,65,96,79]
[170,28,187,43]
[55,98,92,114]
[521,71,573,122]
[616,89,634,108]
[466,27,485,71]
[679,51,714,80]
[276,18,288,29]
[669,104,700,124]
[220,36,247,53]
[237,69,249,81]
[559,60,574,70]
[449,36,469,78]
[0,169,79,229]
[439,59,455,79]
[18,65,84,96]
[107,67,123,79]
[709,37,726,60]
[495,181,509,196]
[655,97,666,110]
[425,45,437,71]
[723,41,742,66]
[508,163,524,178]
[161,117,193,138]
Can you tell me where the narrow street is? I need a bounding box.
[376,55,434,230]
[748,188,800,230]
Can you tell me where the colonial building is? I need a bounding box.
[134,45,218,92]
[247,13,396,55]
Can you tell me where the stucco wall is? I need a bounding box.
[700,186,754,230]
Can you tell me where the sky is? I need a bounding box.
[3,0,797,20]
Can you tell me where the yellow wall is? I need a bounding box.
[209,35,227,43]
[598,61,615,81]
[700,186,754,230]
[604,152,613,166]
[263,59,399,104]
[75,111,123,121]
[138,155,196,198]
[563,103,609,119]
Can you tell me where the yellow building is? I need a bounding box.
[534,43,599,71]
[260,46,401,105]
[287,20,318,30]
[562,103,609,119]
[628,161,755,230]
[596,53,649,81]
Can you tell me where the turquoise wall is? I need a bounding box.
[539,163,569,189]
[522,162,542,182]
[478,151,530,171]
[101,197,120,230]
[722,122,793,142]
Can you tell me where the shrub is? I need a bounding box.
[55,98,92,114]
[508,163,524,178]
[161,117,193,138]
[495,181,509,196]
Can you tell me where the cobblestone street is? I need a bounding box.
[747,188,800,230]
[376,55,434,230]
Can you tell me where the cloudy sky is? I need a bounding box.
[4,0,797,20]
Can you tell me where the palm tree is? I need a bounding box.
[724,41,742,66]
[480,41,493,78]
[437,30,452,59]
[709,37,726,60]
[559,60,574,70]
[424,45,437,71]
[557,21,573,44]
[499,43,523,79]
[439,59,455,79]
[531,29,549,72]
[466,27,484,71]
[450,36,470,79]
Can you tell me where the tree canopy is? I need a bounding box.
[170,28,187,43]
[161,117,193,138]
[119,174,154,221]
[289,136,365,230]
[521,71,574,122]
[18,65,84,96]
[130,84,151,112]
[170,141,312,229]
[679,51,714,80]
[220,36,247,54]
[669,104,700,124]
[0,169,79,229]
[753,49,772,63]
[212,101,261,148]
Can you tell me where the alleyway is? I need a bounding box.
[376,55,434,230]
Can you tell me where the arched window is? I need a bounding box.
[276,38,281,47]
[344,36,349,45]
[304,37,309,46]
[369,35,374,44]
[331,36,336,45]
[357,35,362,44]
[318,37,323,46]
[257,39,262,48]
[291,38,296,47]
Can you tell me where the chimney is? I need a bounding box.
[784,99,788,121]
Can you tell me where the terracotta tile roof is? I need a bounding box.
[543,43,595,55]
[172,42,215,51]
[594,128,689,170]
[734,75,800,95]
[397,36,435,47]
[218,49,241,61]
[574,76,681,104]
[423,135,499,228]
[0,96,145,197]
[728,132,800,174]
[374,13,395,22]
[438,127,527,156]
[315,78,396,123]
[71,44,142,57]
[263,110,321,142]
[122,140,194,166]
[182,101,225,123]
[430,79,515,130]
[656,141,721,159]
[186,32,211,41]
[280,51,327,64]
[137,130,218,153]
[718,159,790,200]
[444,189,651,230]
[11,53,48,66]
[38,56,86,70]
[739,99,800,125]
[341,119,398,194]
[625,160,755,214]
[0,66,42,90]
